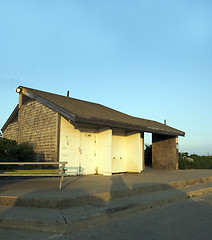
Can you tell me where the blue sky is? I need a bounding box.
[0,0,212,155]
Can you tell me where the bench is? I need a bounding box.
[0,161,67,190]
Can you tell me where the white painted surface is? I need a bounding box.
[59,117,144,175]
[112,129,126,173]
[126,132,141,172]
[97,128,112,175]
[140,135,144,171]
[78,128,97,175]
[59,117,79,175]
[112,130,144,173]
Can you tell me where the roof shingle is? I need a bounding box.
[2,86,185,136]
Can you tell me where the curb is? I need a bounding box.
[0,187,211,233]
[68,187,212,233]
[0,176,212,209]
[187,187,212,198]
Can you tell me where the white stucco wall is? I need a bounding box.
[97,128,112,175]
[140,134,144,171]
[112,129,126,173]
[59,117,79,175]
[78,127,97,175]
[60,117,99,175]
[59,117,144,175]
[112,131,144,173]
[126,132,142,172]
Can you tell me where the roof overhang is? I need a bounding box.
[75,115,185,136]
[2,86,185,137]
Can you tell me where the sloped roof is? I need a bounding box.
[2,86,185,136]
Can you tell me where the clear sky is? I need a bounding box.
[0,0,212,155]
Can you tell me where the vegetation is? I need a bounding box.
[145,144,152,166]
[144,145,212,170]
[179,152,212,169]
[0,138,34,169]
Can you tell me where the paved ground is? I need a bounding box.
[0,192,211,240]
[1,168,212,199]
[0,168,212,234]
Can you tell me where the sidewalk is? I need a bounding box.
[0,168,212,233]
[1,168,212,199]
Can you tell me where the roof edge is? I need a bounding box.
[13,86,185,137]
[75,115,185,136]
[20,86,76,122]
[1,105,19,132]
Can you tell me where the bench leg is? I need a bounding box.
[59,176,64,190]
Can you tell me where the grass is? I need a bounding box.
[179,153,212,169]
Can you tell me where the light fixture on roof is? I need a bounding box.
[16,87,22,93]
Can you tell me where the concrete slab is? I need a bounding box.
[0,168,212,199]
[0,168,212,210]
[0,181,211,233]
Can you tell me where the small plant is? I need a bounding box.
[94,167,99,175]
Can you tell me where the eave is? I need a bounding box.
[75,115,185,137]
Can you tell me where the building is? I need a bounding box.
[1,86,185,175]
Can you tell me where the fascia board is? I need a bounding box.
[75,115,185,137]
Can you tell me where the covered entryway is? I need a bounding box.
[112,129,144,174]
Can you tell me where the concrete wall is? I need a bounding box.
[112,129,126,173]
[59,118,144,175]
[112,130,144,174]
[3,97,58,162]
[141,133,145,171]
[59,116,79,174]
[126,132,144,172]
[60,117,99,175]
[78,127,97,175]
[152,134,178,170]
[97,128,112,175]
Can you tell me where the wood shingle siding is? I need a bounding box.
[3,99,58,162]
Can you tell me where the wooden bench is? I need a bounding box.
[0,162,67,190]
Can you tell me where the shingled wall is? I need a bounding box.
[3,98,58,162]
[152,133,178,170]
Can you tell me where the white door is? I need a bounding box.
[79,131,97,174]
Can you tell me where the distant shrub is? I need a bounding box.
[0,138,34,169]
[179,153,212,169]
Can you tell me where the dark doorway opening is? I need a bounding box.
[144,133,152,167]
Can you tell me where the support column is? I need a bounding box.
[97,128,112,175]
[152,134,178,170]
[140,132,144,171]
[126,132,143,172]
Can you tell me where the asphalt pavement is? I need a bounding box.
[0,168,212,234]
[0,192,211,240]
